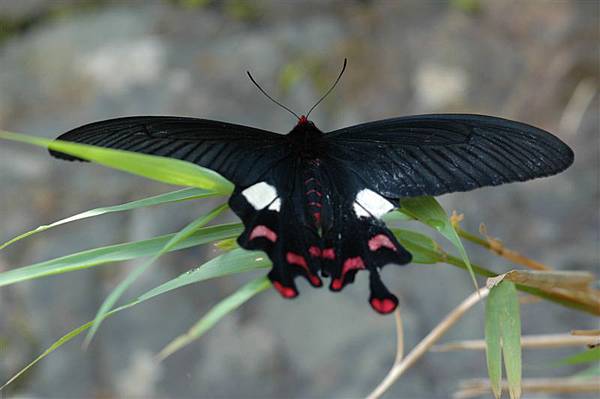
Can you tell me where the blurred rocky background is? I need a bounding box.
[0,1,597,398]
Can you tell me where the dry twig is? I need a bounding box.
[454,377,600,398]
[366,288,490,399]
[433,333,600,352]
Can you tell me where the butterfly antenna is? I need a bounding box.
[247,71,300,120]
[306,58,347,119]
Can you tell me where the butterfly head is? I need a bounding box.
[298,115,309,125]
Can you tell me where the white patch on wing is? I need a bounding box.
[268,198,281,211]
[354,189,395,218]
[353,202,370,218]
[242,182,278,210]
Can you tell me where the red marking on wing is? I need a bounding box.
[273,281,297,298]
[370,297,397,314]
[331,278,343,290]
[368,234,397,251]
[342,257,365,275]
[249,225,277,242]
[309,276,322,287]
[286,252,308,268]
[321,248,335,260]
[304,177,317,184]
[309,246,321,257]
[308,202,322,208]
[331,256,365,291]
[298,115,308,125]
[286,252,322,287]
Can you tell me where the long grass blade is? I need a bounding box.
[156,276,271,361]
[1,188,218,250]
[0,223,243,287]
[140,248,270,299]
[0,130,234,193]
[84,203,229,346]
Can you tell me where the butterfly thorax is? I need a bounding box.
[286,120,328,159]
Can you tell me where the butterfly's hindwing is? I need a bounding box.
[229,158,412,313]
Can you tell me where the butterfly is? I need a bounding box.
[50,60,574,314]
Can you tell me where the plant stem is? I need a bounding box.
[432,333,599,352]
[455,227,550,271]
[455,378,600,398]
[393,308,404,364]
[366,288,490,399]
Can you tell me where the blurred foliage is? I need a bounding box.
[168,0,263,21]
[450,0,482,15]
[0,1,109,44]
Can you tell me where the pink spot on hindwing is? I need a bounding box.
[342,257,365,275]
[309,246,321,257]
[249,225,277,242]
[370,297,397,314]
[286,252,322,287]
[368,234,397,251]
[286,252,308,268]
[273,281,297,298]
[331,279,343,290]
[331,257,365,291]
[321,248,335,260]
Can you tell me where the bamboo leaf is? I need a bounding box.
[0,223,243,287]
[1,188,218,250]
[156,276,271,361]
[140,248,270,300]
[84,203,228,346]
[499,282,522,399]
[400,196,477,288]
[485,285,503,399]
[0,130,234,193]
[485,281,522,399]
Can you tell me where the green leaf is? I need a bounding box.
[382,209,414,223]
[214,237,239,251]
[1,246,267,390]
[84,203,229,346]
[400,196,477,288]
[485,288,503,398]
[485,281,522,399]
[558,347,600,366]
[0,223,243,287]
[156,275,271,361]
[0,130,234,193]
[141,248,270,299]
[1,188,218,250]
[391,228,442,264]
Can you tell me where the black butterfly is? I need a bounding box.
[50,61,573,314]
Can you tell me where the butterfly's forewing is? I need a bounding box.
[325,114,574,198]
[50,116,289,187]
